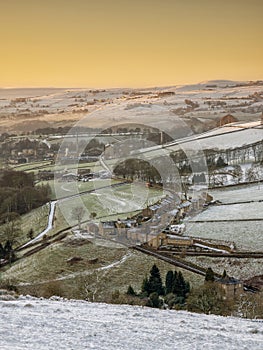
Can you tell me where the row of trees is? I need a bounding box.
[208,163,263,187]
[114,159,162,183]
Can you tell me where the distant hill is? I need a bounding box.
[0,80,262,134]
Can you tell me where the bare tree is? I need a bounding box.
[71,206,85,230]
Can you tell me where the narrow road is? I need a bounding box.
[21,200,57,248]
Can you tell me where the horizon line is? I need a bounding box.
[1,78,263,91]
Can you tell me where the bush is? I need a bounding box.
[187,283,233,315]
[146,292,163,308]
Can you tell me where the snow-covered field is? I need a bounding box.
[186,221,262,251]
[1,297,263,350]
[210,183,263,203]
[185,184,263,251]
[192,202,263,221]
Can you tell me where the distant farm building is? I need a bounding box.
[99,221,117,236]
[148,232,194,250]
[216,276,243,299]
[141,196,175,219]
[217,114,238,127]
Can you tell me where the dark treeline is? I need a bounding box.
[0,169,51,223]
[114,158,162,183]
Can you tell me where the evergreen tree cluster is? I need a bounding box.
[164,270,190,308]
[139,264,190,309]
[114,158,161,183]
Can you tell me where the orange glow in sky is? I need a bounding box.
[0,0,262,88]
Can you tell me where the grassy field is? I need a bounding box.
[38,178,122,200]
[0,203,50,248]
[57,181,166,230]
[184,254,263,282]
[1,235,203,300]
[0,178,165,254]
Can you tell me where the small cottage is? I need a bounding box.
[217,276,243,299]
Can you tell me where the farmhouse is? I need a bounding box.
[99,218,137,238]
[99,221,117,236]
[148,232,194,249]
[141,196,175,218]
[217,276,243,299]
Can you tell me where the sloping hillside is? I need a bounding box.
[1,296,263,350]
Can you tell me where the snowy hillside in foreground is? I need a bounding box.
[1,297,263,350]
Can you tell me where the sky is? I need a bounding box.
[0,0,262,88]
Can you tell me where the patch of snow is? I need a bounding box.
[194,243,230,254]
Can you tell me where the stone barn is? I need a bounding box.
[217,276,243,299]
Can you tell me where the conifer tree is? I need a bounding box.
[165,270,174,295]
[177,271,186,297]
[141,276,150,295]
[172,270,180,295]
[148,264,164,296]
[205,267,215,282]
